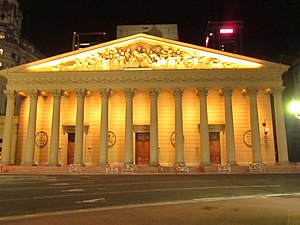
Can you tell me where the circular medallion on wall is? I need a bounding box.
[35,131,48,148]
[170,132,175,147]
[108,131,116,148]
[243,130,252,147]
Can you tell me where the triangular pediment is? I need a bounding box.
[7,33,288,73]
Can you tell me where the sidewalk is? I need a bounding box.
[1,195,300,225]
[1,163,300,174]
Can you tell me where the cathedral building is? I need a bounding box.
[0,33,290,172]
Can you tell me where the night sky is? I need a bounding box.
[18,0,300,64]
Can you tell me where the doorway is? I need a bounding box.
[67,133,75,165]
[209,132,221,164]
[135,133,150,165]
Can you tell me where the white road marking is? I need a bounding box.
[0,184,281,202]
[52,183,70,186]
[75,198,105,203]
[195,192,300,202]
[61,188,84,192]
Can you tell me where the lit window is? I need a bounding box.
[0,49,3,55]
[0,34,5,39]
[0,62,2,67]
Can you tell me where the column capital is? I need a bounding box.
[223,87,233,96]
[5,90,17,100]
[247,87,257,96]
[149,88,159,98]
[173,88,184,98]
[51,89,63,99]
[100,89,111,98]
[124,88,135,98]
[271,86,283,96]
[196,87,209,96]
[28,89,40,99]
[76,89,87,99]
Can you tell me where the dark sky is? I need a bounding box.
[19,0,300,63]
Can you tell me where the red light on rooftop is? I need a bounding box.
[220,28,234,34]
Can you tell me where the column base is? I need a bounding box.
[0,161,11,166]
[200,162,211,166]
[99,162,109,166]
[227,161,238,166]
[47,163,61,167]
[23,162,37,166]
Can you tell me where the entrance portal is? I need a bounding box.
[209,132,221,164]
[135,133,150,165]
[67,133,75,165]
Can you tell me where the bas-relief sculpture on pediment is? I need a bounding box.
[28,41,262,72]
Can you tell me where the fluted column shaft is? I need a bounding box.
[149,88,159,166]
[173,88,184,165]
[224,88,236,164]
[99,89,111,165]
[197,88,210,165]
[1,90,16,165]
[48,90,63,166]
[272,87,289,163]
[248,88,262,163]
[124,89,134,165]
[74,89,86,165]
[24,90,40,165]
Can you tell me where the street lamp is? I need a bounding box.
[289,99,300,120]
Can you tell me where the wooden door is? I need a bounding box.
[135,133,150,165]
[209,132,221,165]
[67,133,75,165]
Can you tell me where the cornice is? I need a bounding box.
[6,70,282,91]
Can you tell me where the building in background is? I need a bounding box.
[72,32,109,50]
[205,21,243,54]
[0,0,43,160]
[116,24,179,40]
[282,57,300,162]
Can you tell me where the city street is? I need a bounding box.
[0,173,300,224]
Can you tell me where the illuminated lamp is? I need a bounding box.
[220,28,234,34]
[289,99,300,120]
[205,36,209,47]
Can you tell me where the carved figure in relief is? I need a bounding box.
[49,42,240,71]
[128,47,152,68]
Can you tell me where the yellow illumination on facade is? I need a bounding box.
[27,35,262,72]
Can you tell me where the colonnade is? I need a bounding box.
[0,86,289,166]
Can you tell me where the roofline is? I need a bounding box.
[3,33,289,73]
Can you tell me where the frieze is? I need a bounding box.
[27,41,262,72]
[7,73,280,89]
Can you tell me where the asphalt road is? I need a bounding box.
[0,173,300,224]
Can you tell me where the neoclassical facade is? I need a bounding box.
[0,33,290,168]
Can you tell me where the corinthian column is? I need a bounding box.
[74,89,87,165]
[1,90,17,165]
[124,89,134,165]
[149,88,159,166]
[272,87,289,164]
[99,89,111,165]
[173,88,185,165]
[197,88,210,165]
[24,90,40,166]
[223,88,236,165]
[248,87,262,163]
[48,89,63,166]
